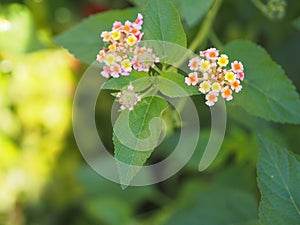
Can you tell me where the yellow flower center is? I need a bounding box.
[218,57,228,67]
[200,81,211,93]
[225,72,235,82]
[105,54,115,65]
[109,44,117,52]
[111,30,121,40]
[127,35,137,46]
[200,61,210,71]
[121,59,131,70]
[212,82,221,91]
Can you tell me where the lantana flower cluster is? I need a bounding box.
[96,13,159,78]
[185,48,245,107]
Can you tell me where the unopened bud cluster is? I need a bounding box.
[116,85,142,111]
[263,0,286,20]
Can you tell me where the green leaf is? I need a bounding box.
[173,0,215,27]
[86,197,133,225]
[223,40,300,124]
[78,165,157,205]
[128,0,149,7]
[102,71,150,91]
[163,188,258,225]
[142,0,187,47]
[53,9,138,64]
[130,0,215,27]
[293,16,300,30]
[113,96,168,188]
[257,136,300,225]
[158,72,200,97]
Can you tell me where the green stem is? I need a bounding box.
[166,0,223,72]
[209,30,224,50]
[141,83,159,97]
[161,63,167,72]
[153,65,163,74]
[163,0,224,126]
[188,0,224,52]
[251,0,266,12]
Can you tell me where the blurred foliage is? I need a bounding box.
[0,48,74,220]
[0,0,300,225]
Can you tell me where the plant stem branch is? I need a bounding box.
[188,0,224,52]
[165,0,223,72]
[251,0,266,12]
[153,64,163,74]
[209,30,224,50]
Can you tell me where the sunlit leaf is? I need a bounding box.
[130,0,215,27]
[54,9,138,64]
[143,0,187,47]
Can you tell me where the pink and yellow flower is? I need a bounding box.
[121,59,132,72]
[205,48,219,60]
[199,81,211,93]
[97,50,106,62]
[111,30,121,40]
[225,71,236,82]
[122,22,132,33]
[110,63,121,78]
[212,82,221,92]
[236,71,244,80]
[133,13,143,29]
[221,87,233,101]
[217,54,229,67]
[126,35,137,46]
[109,44,117,52]
[231,80,242,93]
[205,91,219,106]
[185,72,198,86]
[199,60,211,72]
[112,21,122,30]
[105,54,116,65]
[188,58,200,71]
[231,61,244,73]
[101,66,111,78]
[101,31,111,42]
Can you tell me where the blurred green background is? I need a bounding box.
[0,0,299,224]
